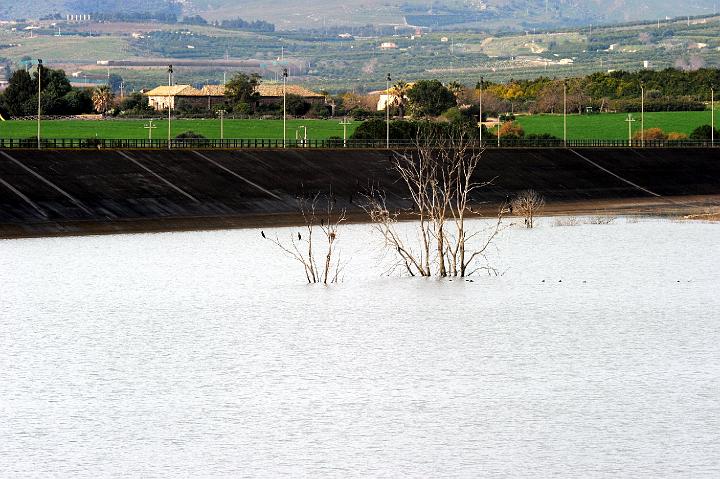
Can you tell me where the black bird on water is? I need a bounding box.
[261,230,266,239]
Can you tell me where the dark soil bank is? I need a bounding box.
[1,147,719,237]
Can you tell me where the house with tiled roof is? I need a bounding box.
[255,84,325,104]
[144,82,325,111]
[145,85,204,110]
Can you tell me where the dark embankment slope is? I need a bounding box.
[1,147,719,237]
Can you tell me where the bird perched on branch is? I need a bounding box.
[261,230,266,239]
[298,232,302,240]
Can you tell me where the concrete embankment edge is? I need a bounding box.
[1,148,719,238]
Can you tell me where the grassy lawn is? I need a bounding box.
[516,111,715,140]
[0,119,359,140]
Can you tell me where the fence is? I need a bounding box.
[0,137,718,149]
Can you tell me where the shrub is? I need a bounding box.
[499,121,524,138]
[689,124,720,140]
[667,132,688,140]
[633,127,667,140]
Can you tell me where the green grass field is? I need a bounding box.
[0,111,713,141]
[0,119,359,140]
[516,111,715,140]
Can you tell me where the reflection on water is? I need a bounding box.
[1,219,719,477]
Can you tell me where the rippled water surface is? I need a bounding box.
[2,219,720,478]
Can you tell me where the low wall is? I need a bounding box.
[1,148,719,236]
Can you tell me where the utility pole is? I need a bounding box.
[386,73,391,149]
[297,125,307,147]
[217,109,226,141]
[167,64,173,150]
[339,116,352,148]
[477,76,483,145]
[625,114,636,147]
[712,86,715,146]
[144,119,156,140]
[282,67,288,148]
[640,81,645,147]
[563,80,567,147]
[37,59,42,149]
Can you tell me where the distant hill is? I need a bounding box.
[0,0,178,21]
[0,0,718,29]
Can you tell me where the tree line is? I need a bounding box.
[0,67,154,118]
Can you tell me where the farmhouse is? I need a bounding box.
[255,84,325,106]
[144,83,325,111]
[144,85,206,110]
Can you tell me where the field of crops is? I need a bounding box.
[0,119,359,140]
[516,111,715,140]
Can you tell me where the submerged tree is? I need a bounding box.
[364,129,504,278]
[263,192,346,284]
[512,189,545,228]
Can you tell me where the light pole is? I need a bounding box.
[283,67,288,148]
[37,59,42,149]
[386,73,391,149]
[712,86,715,146]
[477,76,483,145]
[217,109,226,142]
[640,81,645,148]
[144,119,156,140]
[167,64,173,150]
[563,80,567,147]
[625,113,636,147]
[339,116,352,148]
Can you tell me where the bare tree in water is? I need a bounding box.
[263,192,346,284]
[512,189,545,228]
[364,130,504,277]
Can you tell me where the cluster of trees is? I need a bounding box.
[218,18,275,32]
[0,67,153,118]
[342,68,720,124]
[221,73,329,118]
[470,68,719,115]
[0,68,93,116]
[179,15,275,32]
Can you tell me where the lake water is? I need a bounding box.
[1,218,719,478]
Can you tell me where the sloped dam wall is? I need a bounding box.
[1,148,719,237]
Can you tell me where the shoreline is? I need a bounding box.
[2,195,718,240]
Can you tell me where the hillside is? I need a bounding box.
[1,0,719,30]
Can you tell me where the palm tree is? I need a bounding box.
[92,85,113,114]
[447,81,464,106]
[389,80,411,118]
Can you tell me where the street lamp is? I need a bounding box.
[339,116,352,148]
[167,64,173,150]
[283,67,288,148]
[477,76,483,145]
[37,59,42,149]
[386,73,391,149]
[563,80,567,147]
[217,109,226,142]
[712,85,715,147]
